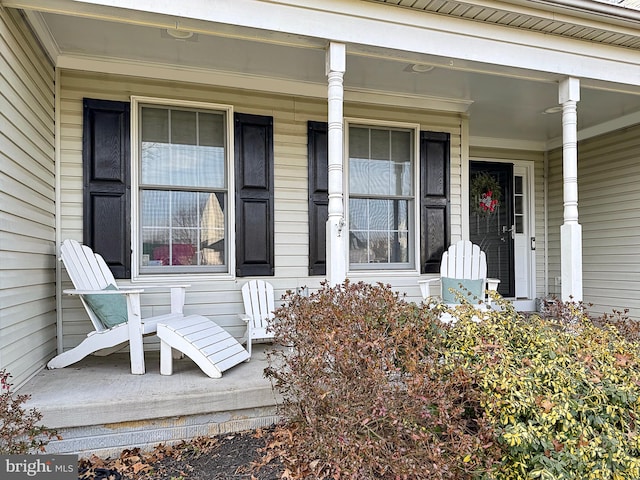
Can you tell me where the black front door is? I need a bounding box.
[469,161,515,297]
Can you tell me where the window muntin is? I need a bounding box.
[348,125,414,269]
[138,104,228,273]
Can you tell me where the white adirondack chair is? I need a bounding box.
[48,239,189,374]
[418,240,500,306]
[238,280,276,357]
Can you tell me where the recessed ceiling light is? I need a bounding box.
[543,106,563,114]
[165,29,194,40]
[409,63,435,73]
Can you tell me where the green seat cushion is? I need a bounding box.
[441,277,484,304]
[82,284,128,328]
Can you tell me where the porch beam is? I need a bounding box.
[325,42,347,287]
[559,77,583,302]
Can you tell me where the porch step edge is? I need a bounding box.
[36,383,281,429]
[44,408,281,458]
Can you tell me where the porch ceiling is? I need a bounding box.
[13,2,640,147]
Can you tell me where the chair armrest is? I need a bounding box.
[122,285,190,314]
[417,278,440,299]
[119,284,191,290]
[238,313,252,348]
[486,278,501,291]
[63,288,145,295]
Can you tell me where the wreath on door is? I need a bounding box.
[470,172,501,216]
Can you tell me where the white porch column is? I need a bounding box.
[325,42,347,286]
[559,77,583,302]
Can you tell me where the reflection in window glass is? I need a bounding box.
[348,125,413,268]
[139,104,227,272]
[141,107,225,188]
[140,191,226,268]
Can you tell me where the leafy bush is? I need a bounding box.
[266,280,499,480]
[444,299,640,480]
[267,282,640,479]
[0,369,59,454]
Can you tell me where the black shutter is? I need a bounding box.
[82,98,131,279]
[308,121,328,276]
[235,113,274,276]
[420,131,450,274]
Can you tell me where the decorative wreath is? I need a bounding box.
[470,172,501,216]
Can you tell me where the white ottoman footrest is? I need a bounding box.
[157,315,250,378]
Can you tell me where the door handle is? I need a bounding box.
[502,224,515,239]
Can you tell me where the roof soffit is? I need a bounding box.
[369,0,640,49]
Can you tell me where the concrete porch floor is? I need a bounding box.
[18,344,281,458]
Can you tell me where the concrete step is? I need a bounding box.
[19,345,280,458]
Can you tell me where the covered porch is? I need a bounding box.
[1,0,640,448]
[18,345,279,457]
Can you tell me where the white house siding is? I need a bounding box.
[0,7,56,386]
[547,125,640,321]
[58,70,464,350]
[469,146,546,300]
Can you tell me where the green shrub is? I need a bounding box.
[266,282,640,479]
[444,299,640,480]
[266,280,499,480]
[0,369,59,454]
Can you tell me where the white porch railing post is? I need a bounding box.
[559,77,583,302]
[325,42,347,286]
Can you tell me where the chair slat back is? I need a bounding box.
[60,239,116,290]
[60,239,118,331]
[441,240,487,280]
[241,280,275,339]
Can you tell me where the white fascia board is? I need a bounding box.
[8,0,640,86]
[14,0,640,31]
[56,54,471,113]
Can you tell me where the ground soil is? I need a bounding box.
[78,426,287,480]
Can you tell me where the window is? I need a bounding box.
[347,125,415,269]
[307,124,448,276]
[84,98,273,279]
[134,100,232,274]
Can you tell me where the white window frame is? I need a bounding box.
[344,118,421,274]
[130,96,235,280]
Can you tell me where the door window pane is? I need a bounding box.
[515,175,523,195]
[514,175,524,234]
